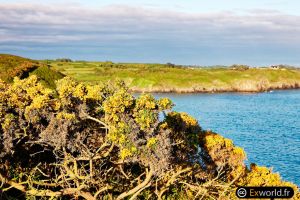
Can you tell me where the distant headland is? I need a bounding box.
[1,54,300,93]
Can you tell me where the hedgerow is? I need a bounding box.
[0,76,298,200]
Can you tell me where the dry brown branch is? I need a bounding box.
[218,170,243,199]
[179,181,199,192]
[129,182,151,200]
[32,180,59,187]
[0,173,95,199]
[94,185,112,199]
[89,159,93,177]
[166,167,192,187]
[116,167,154,200]
[86,115,109,129]
[118,165,130,179]
[155,167,192,198]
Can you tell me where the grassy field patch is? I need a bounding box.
[46,60,300,92]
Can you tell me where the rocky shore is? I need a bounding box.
[129,80,300,93]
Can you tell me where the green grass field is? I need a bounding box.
[46,60,300,92]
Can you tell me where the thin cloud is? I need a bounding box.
[1,3,300,64]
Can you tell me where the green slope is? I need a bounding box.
[0,54,64,88]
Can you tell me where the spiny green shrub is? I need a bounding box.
[0,75,298,200]
[29,65,64,89]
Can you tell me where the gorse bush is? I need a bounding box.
[29,65,64,89]
[0,54,64,89]
[0,76,298,200]
[0,54,39,82]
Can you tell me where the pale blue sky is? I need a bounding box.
[1,0,300,65]
[2,0,300,14]
[85,0,300,14]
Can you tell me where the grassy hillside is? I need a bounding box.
[47,60,300,93]
[0,54,64,88]
[0,54,39,82]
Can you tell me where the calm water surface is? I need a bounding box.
[154,90,300,186]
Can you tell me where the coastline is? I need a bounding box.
[46,60,300,94]
[2,55,300,94]
[129,81,300,93]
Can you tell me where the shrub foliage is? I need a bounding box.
[0,76,298,199]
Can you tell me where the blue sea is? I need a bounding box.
[154,90,300,186]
